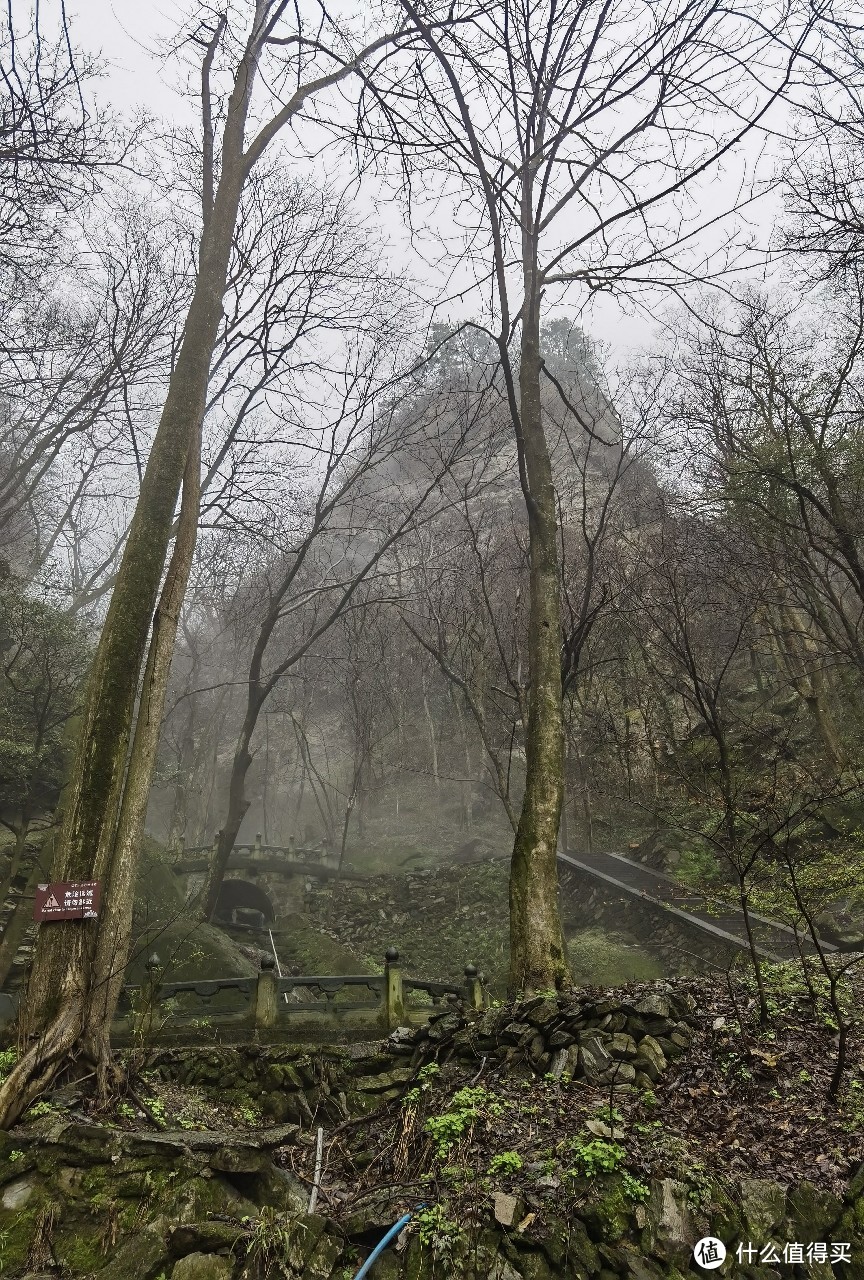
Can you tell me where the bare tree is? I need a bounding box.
[357,0,819,993]
[199,342,473,918]
[0,0,421,1126]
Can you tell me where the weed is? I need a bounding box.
[621,1172,650,1202]
[402,1062,441,1108]
[24,1100,52,1119]
[243,1206,294,1276]
[416,1204,463,1256]
[425,1086,505,1159]
[566,1138,625,1178]
[488,1151,523,1177]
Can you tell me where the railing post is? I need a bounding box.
[464,963,484,1010]
[254,831,263,856]
[384,946,404,1030]
[136,953,162,1039]
[255,954,278,1031]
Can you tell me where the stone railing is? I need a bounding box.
[111,948,484,1046]
[173,832,341,872]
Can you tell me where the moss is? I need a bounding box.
[581,1180,636,1243]
[272,912,377,976]
[0,1199,48,1271]
[567,928,663,986]
[52,1221,110,1275]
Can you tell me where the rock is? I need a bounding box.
[525,999,559,1027]
[494,1191,522,1227]
[578,1034,614,1080]
[171,1254,233,1280]
[634,1035,667,1081]
[788,1181,842,1240]
[491,1257,523,1280]
[585,1119,624,1139]
[528,1034,546,1063]
[741,1178,787,1238]
[633,994,670,1019]
[548,1049,570,1079]
[388,1025,417,1047]
[100,1228,170,1280]
[609,1032,638,1058]
[517,1252,553,1280]
[502,1021,536,1044]
[619,1250,665,1280]
[210,1145,266,1174]
[427,1012,462,1041]
[1,1178,34,1210]
[603,1061,636,1084]
[647,1178,694,1262]
[170,1223,245,1257]
[846,1162,864,1202]
[547,1028,575,1048]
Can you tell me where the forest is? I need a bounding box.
[2,1,864,1277]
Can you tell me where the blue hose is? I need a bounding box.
[351,1211,414,1279]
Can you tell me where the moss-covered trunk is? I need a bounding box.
[508,208,569,995]
[82,422,202,1088]
[0,70,254,1127]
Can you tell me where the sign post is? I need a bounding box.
[33,881,101,922]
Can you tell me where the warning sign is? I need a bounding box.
[33,881,101,922]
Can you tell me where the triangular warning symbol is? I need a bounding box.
[44,894,60,909]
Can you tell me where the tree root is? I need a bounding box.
[0,996,85,1128]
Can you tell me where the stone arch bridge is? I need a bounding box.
[172,834,361,927]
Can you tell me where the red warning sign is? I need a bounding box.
[33,881,100,921]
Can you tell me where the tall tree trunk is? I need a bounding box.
[199,702,259,920]
[168,669,199,849]
[81,423,201,1090]
[0,56,254,1125]
[421,668,440,793]
[507,223,569,995]
[0,805,32,908]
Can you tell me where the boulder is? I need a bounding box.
[494,1191,523,1227]
[609,1033,638,1058]
[100,1228,170,1280]
[1,1178,35,1211]
[578,1035,614,1080]
[634,1035,667,1081]
[647,1178,695,1263]
[171,1255,233,1280]
[740,1178,787,1238]
[632,994,671,1019]
[169,1223,245,1257]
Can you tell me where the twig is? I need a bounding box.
[468,1055,487,1084]
[308,1125,324,1213]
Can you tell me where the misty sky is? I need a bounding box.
[67,0,790,365]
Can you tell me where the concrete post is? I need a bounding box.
[464,963,484,1010]
[383,946,404,1030]
[254,831,263,856]
[255,954,279,1030]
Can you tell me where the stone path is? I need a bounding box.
[558,849,837,962]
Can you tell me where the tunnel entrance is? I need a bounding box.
[214,878,275,926]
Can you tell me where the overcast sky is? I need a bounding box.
[67,0,788,365]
